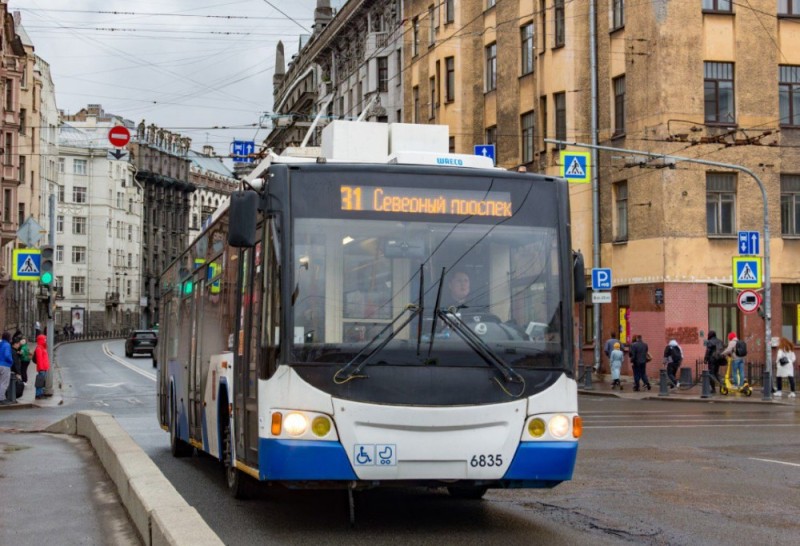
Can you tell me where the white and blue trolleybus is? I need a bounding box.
[156,122,586,511]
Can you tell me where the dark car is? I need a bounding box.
[125,330,158,361]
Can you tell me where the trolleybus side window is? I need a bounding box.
[262,219,281,379]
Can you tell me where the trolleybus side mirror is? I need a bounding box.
[573,251,586,302]
[228,191,259,247]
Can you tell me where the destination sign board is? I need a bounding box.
[340,185,512,217]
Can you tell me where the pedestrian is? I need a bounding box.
[9,335,25,399]
[602,331,620,372]
[775,337,796,398]
[18,335,31,384]
[0,332,14,405]
[610,342,624,390]
[663,339,683,388]
[722,332,745,388]
[629,334,652,391]
[32,334,50,400]
[703,330,725,393]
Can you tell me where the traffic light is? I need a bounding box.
[40,245,54,285]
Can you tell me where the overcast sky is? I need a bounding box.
[10,0,346,159]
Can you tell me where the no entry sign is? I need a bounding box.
[108,125,131,148]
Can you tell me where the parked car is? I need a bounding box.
[125,330,158,360]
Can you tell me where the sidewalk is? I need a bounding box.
[0,360,64,410]
[579,371,798,405]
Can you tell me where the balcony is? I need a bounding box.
[105,291,120,307]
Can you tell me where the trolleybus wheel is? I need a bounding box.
[223,419,250,499]
[447,485,488,500]
[169,395,192,458]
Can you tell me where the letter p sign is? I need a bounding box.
[591,268,612,290]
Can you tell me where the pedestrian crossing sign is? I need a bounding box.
[560,151,591,183]
[12,249,42,281]
[732,256,762,289]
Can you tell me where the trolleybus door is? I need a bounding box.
[234,239,263,466]
[189,267,205,439]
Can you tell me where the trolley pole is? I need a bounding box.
[545,139,773,400]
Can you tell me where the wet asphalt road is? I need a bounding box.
[2,340,799,545]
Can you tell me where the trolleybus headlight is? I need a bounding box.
[311,416,332,437]
[548,415,570,438]
[283,412,309,436]
[527,418,546,438]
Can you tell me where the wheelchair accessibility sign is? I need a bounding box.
[354,444,396,466]
[560,151,590,183]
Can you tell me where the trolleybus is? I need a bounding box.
[156,122,585,504]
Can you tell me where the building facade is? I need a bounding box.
[56,122,141,333]
[264,0,405,152]
[187,146,238,242]
[129,120,195,328]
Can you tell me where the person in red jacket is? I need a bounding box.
[32,334,50,399]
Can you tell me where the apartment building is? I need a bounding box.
[264,0,405,152]
[187,146,238,242]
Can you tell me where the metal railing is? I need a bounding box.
[54,329,127,345]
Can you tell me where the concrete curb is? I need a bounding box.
[46,411,223,546]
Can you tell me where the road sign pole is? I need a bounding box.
[545,138,773,400]
[45,193,55,396]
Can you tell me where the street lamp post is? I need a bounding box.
[546,139,773,400]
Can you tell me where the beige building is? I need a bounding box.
[270,1,800,371]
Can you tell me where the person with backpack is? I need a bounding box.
[704,330,725,393]
[32,334,50,400]
[722,332,746,388]
[663,339,683,388]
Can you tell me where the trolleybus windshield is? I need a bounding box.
[290,172,565,370]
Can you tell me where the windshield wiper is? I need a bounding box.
[436,308,526,396]
[334,303,422,383]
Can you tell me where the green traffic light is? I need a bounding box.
[40,271,53,284]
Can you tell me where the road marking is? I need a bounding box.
[749,457,800,467]
[86,382,126,388]
[102,343,156,382]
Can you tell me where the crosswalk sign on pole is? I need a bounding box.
[12,249,42,281]
[560,151,591,183]
[732,256,762,289]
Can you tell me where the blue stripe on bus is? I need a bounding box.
[502,441,578,481]
[259,438,357,481]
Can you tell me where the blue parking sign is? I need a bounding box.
[591,268,612,290]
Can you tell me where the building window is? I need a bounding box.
[445,57,455,102]
[449,136,456,153]
[779,65,800,127]
[19,155,25,183]
[56,245,64,262]
[429,5,435,45]
[74,159,87,175]
[413,17,420,56]
[73,186,87,203]
[540,0,547,50]
[707,173,736,236]
[487,0,496,8]
[703,0,732,12]
[129,198,133,213]
[613,75,626,136]
[584,289,595,344]
[781,174,800,236]
[555,92,566,145]
[521,23,534,76]
[58,185,65,203]
[128,225,133,241]
[58,157,65,173]
[539,95,548,152]
[486,125,497,146]
[378,57,388,92]
[71,276,86,296]
[413,86,420,123]
[5,79,12,110]
[708,285,737,339]
[704,61,735,124]
[429,77,436,119]
[73,216,87,235]
[19,108,26,135]
[127,279,132,297]
[128,253,132,268]
[17,203,24,226]
[782,284,800,343]
[4,133,11,165]
[446,0,454,23]
[57,215,64,233]
[521,111,535,164]
[72,246,86,264]
[396,49,402,87]
[614,181,628,241]
[3,189,10,223]
[612,0,625,29]
[485,42,497,92]
[554,0,565,47]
